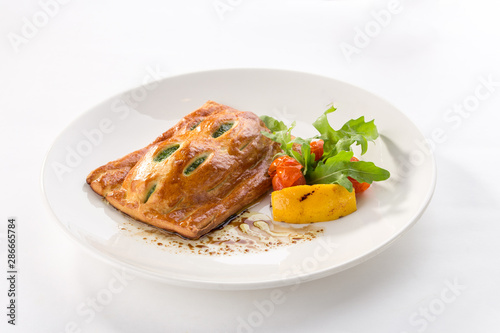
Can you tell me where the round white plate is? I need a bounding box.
[42,68,435,290]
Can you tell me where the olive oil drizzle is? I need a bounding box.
[120,210,324,256]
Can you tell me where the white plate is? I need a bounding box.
[42,68,435,290]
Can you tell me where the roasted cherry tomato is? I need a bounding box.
[349,156,371,193]
[268,156,306,191]
[310,139,324,161]
[272,167,307,191]
[268,156,302,178]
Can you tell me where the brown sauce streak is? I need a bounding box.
[119,210,323,256]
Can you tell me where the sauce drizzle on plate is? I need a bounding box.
[119,211,323,256]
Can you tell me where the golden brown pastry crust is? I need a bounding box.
[86,101,281,239]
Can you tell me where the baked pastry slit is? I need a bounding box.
[87,101,280,239]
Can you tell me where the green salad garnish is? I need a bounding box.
[260,105,390,192]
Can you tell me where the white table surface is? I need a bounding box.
[2,0,500,332]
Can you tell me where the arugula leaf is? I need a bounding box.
[260,115,318,174]
[335,116,379,154]
[290,136,315,175]
[260,108,390,191]
[261,119,297,157]
[313,107,379,158]
[307,151,390,192]
[312,104,337,134]
[312,105,338,155]
[260,115,288,132]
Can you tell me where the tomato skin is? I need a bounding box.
[348,177,371,193]
[310,140,324,161]
[291,139,324,161]
[349,156,371,193]
[272,168,306,191]
[269,156,306,191]
[268,156,302,178]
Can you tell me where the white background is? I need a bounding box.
[1,0,500,332]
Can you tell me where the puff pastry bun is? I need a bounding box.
[86,101,280,239]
